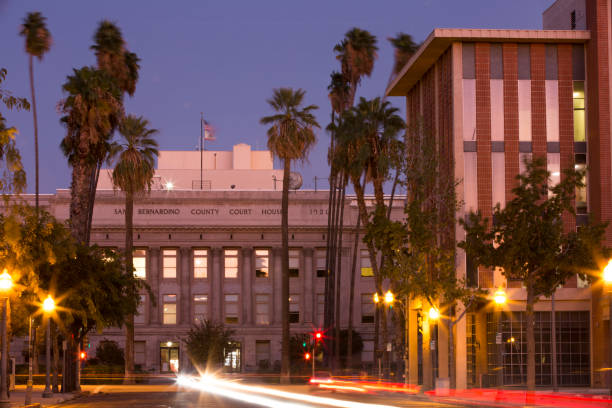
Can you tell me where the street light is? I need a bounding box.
[0,269,12,408]
[42,295,55,398]
[384,291,394,305]
[428,305,440,390]
[493,288,506,388]
[373,291,394,379]
[603,260,612,396]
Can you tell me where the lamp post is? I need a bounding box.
[428,306,440,390]
[42,295,55,398]
[493,288,507,388]
[374,291,394,379]
[603,260,612,396]
[0,269,13,408]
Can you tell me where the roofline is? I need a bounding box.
[385,28,590,97]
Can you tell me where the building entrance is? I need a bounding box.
[224,341,241,372]
[160,341,180,373]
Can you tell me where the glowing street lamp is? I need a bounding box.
[42,295,55,398]
[384,290,394,305]
[494,289,507,305]
[428,307,440,321]
[603,260,612,395]
[0,269,12,408]
[493,288,506,389]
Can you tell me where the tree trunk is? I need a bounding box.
[124,190,135,384]
[526,282,536,391]
[324,113,337,352]
[334,175,347,369]
[85,162,102,246]
[33,327,39,374]
[346,216,361,370]
[28,55,40,216]
[69,159,94,244]
[280,159,291,384]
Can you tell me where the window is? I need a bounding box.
[289,249,300,278]
[134,341,146,366]
[162,249,177,279]
[361,293,374,323]
[462,79,476,141]
[193,249,208,279]
[575,153,587,214]
[289,294,300,323]
[491,153,505,208]
[224,249,239,278]
[255,249,269,278]
[570,10,576,29]
[316,293,325,326]
[464,152,477,212]
[548,154,561,197]
[255,294,269,325]
[134,294,146,325]
[518,80,532,141]
[133,249,146,279]
[255,340,271,370]
[225,294,239,324]
[194,294,208,323]
[163,295,177,325]
[360,250,373,277]
[315,249,326,278]
[362,340,374,362]
[573,81,585,142]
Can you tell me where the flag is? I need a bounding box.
[202,118,216,141]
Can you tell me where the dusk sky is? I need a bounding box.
[0,0,551,194]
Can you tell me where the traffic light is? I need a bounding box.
[79,351,87,360]
[304,352,311,360]
[314,331,322,341]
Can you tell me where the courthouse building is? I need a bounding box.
[386,0,612,390]
[35,143,398,374]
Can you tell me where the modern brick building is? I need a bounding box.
[386,0,612,390]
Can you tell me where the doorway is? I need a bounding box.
[160,341,180,373]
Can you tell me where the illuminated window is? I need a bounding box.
[575,153,587,214]
[315,249,326,278]
[133,249,147,279]
[224,249,238,278]
[193,249,208,279]
[289,249,300,278]
[255,249,269,278]
[134,294,146,325]
[360,249,373,277]
[518,80,532,141]
[162,249,177,279]
[194,294,207,324]
[289,294,300,323]
[225,294,239,324]
[255,294,269,325]
[163,295,177,325]
[361,294,374,323]
[573,81,585,142]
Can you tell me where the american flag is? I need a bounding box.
[202,118,215,141]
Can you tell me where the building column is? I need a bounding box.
[455,301,468,390]
[180,248,190,325]
[303,248,314,324]
[272,248,282,325]
[211,248,223,322]
[241,247,253,325]
[149,247,160,325]
[408,299,419,386]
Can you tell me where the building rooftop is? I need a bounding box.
[385,28,590,96]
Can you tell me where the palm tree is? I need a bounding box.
[334,28,378,106]
[260,88,319,382]
[388,33,419,81]
[110,114,158,384]
[59,67,123,244]
[19,12,52,215]
[84,21,141,244]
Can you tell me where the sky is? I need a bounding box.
[0,0,552,193]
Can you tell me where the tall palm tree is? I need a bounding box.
[260,88,319,382]
[110,114,158,384]
[388,33,419,81]
[334,28,378,106]
[19,12,52,215]
[59,67,123,244]
[84,21,141,244]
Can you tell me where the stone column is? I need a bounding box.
[241,247,253,325]
[303,248,314,323]
[149,247,160,324]
[272,248,282,325]
[180,248,190,325]
[211,248,223,322]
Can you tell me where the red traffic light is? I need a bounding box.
[304,352,311,360]
[315,332,322,340]
[79,351,87,360]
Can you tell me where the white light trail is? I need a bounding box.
[178,374,400,408]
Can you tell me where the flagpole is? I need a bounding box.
[200,112,203,190]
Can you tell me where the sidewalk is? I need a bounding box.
[2,385,77,408]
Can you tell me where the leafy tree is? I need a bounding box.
[95,340,125,366]
[459,157,607,390]
[184,320,235,372]
[109,114,158,383]
[0,68,28,194]
[260,88,319,382]
[59,67,122,244]
[20,11,52,214]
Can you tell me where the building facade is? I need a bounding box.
[387,0,612,389]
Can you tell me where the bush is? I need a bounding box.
[184,320,235,370]
[95,340,124,366]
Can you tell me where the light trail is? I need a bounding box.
[178,374,401,408]
[177,375,312,408]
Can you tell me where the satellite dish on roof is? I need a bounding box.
[289,172,303,190]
